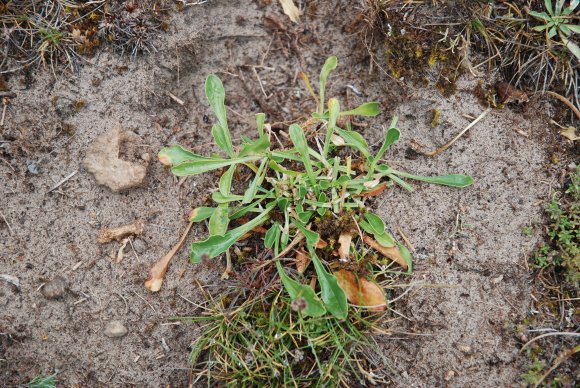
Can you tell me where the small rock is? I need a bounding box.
[444,370,455,381]
[84,126,149,192]
[104,320,128,338]
[41,276,67,300]
[132,238,147,254]
[457,344,471,353]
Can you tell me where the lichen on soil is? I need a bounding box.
[0,0,577,386]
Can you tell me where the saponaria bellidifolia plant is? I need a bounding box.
[158,57,474,318]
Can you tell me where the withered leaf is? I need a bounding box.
[279,0,302,23]
[295,249,311,274]
[334,270,387,311]
[363,235,408,270]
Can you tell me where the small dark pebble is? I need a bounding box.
[41,276,67,300]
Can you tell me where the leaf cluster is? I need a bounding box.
[159,57,474,319]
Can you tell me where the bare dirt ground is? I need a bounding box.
[0,1,569,386]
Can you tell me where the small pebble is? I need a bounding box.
[41,276,67,300]
[104,320,128,338]
[457,344,472,353]
[444,370,455,381]
[132,238,147,254]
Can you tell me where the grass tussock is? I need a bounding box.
[0,0,173,74]
[362,0,579,105]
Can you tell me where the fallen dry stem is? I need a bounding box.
[546,91,580,120]
[420,107,492,157]
[97,219,145,243]
[145,221,194,292]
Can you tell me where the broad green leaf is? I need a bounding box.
[392,171,474,188]
[528,10,551,21]
[275,261,326,317]
[189,207,215,222]
[268,160,300,177]
[339,102,381,117]
[561,33,580,60]
[532,24,550,31]
[239,136,270,157]
[211,124,234,158]
[256,113,266,138]
[190,209,271,262]
[548,26,557,38]
[360,220,396,247]
[324,98,340,159]
[309,248,348,319]
[212,192,244,203]
[399,244,413,274]
[171,155,262,176]
[566,24,580,34]
[545,0,553,15]
[292,219,320,247]
[271,150,302,162]
[334,127,371,158]
[242,158,268,203]
[209,203,229,236]
[219,165,236,196]
[289,124,316,185]
[375,122,400,162]
[265,223,279,249]
[158,145,207,167]
[206,75,234,157]
[364,212,386,235]
[319,56,338,114]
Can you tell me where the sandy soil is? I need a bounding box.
[0,1,563,386]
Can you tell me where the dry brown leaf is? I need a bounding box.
[279,0,301,23]
[338,232,352,262]
[363,235,408,270]
[144,222,193,292]
[295,249,311,274]
[560,127,579,141]
[315,238,328,249]
[358,182,387,197]
[97,219,144,243]
[116,238,129,263]
[334,269,387,311]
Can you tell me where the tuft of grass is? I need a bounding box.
[0,0,174,74]
[21,373,57,388]
[533,167,579,283]
[182,288,391,386]
[464,1,579,107]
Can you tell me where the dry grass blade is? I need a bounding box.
[145,221,193,292]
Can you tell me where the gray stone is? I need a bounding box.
[104,320,128,338]
[41,276,67,300]
[132,238,147,254]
